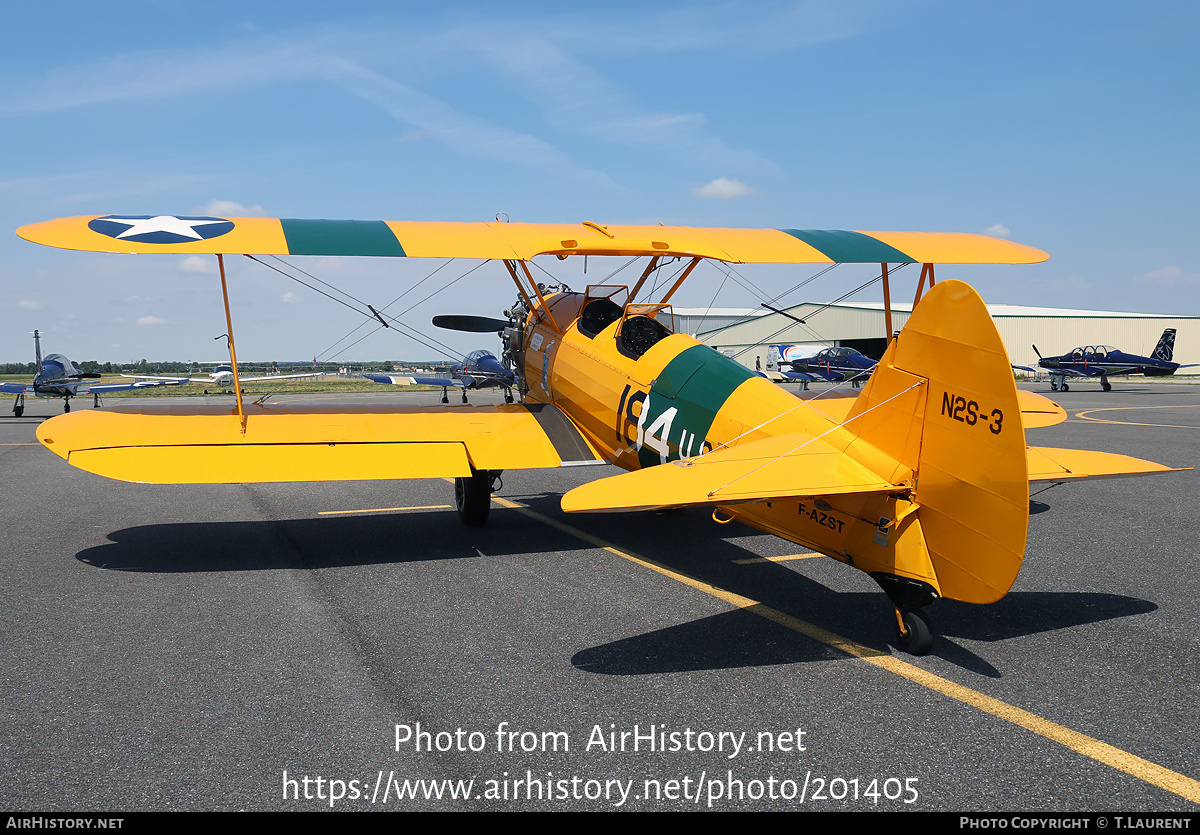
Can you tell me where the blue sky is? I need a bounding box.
[2,0,1197,363]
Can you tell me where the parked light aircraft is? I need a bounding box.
[364,345,516,404]
[782,345,878,387]
[17,215,1188,654]
[1,330,187,416]
[1029,329,1191,391]
[131,362,319,393]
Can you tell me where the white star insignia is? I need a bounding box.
[105,216,229,240]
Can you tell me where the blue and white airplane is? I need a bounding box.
[774,345,878,388]
[2,330,187,416]
[1031,328,1192,392]
[364,349,516,404]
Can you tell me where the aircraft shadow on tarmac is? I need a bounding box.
[570,590,1156,679]
[75,493,1156,679]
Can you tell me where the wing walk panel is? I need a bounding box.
[526,404,606,465]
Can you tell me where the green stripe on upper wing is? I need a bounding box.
[778,229,915,263]
[280,219,407,256]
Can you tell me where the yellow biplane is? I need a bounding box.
[17,214,1186,654]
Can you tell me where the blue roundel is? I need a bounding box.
[88,215,235,244]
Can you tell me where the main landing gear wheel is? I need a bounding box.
[1059,382,1069,392]
[13,406,23,418]
[894,609,934,655]
[1102,380,1112,392]
[455,469,499,526]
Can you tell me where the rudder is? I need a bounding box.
[846,280,1028,604]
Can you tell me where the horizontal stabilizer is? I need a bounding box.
[562,433,901,513]
[1027,446,1190,483]
[1016,390,1067,428]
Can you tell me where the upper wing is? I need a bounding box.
[18,216,1049,264]
[35,401,604,484]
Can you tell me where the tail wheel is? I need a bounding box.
[894,609,934,655]
[454,469,494,526]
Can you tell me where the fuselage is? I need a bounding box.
[791,347,877,382]
[515,291,923,587]
[32,354,86,398]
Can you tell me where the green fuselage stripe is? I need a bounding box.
[778,229,914,264]
[280,219,407,257]
[638,344,756,468]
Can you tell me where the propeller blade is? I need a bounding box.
[433,315,510,333]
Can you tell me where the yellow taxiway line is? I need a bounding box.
[319,505,452,515]
[733,553,823,564]
[487,494,1200,804]
[1075,404,1200,429]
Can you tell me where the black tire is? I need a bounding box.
[1102,380,1112,392]
[454,471,492,526]
[895,609,934,655]
[13,406,23,418]
[64,401,71,413]
[1050,380,1059,391]
[1060,383,1069,392]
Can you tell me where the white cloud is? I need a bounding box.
[281,291,303,304]
[180,255,218,275]
[692,177,756,200]
[199,200,266,217]
[18,299,43,310]
[1135,265,1200,288]
[983,223,1011,238]
[137,315,166,326]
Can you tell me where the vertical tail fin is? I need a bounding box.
[1152,328,1176,362]
[845,280,1028,604]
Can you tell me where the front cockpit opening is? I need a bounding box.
[616,303,675,360]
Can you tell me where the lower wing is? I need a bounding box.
[36,401,604,484]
